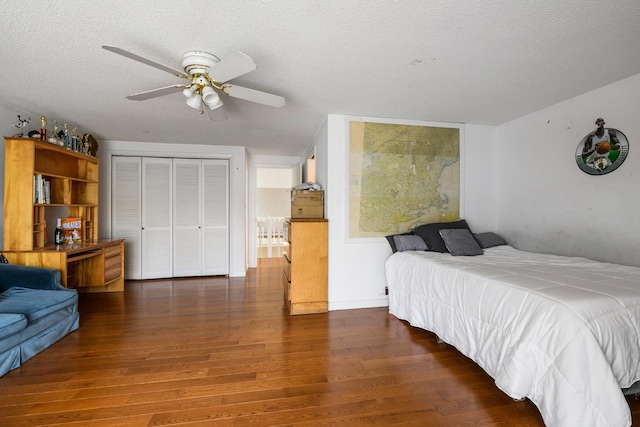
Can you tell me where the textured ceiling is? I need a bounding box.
[1,1,640,156]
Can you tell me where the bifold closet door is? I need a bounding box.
[113,156,227,279]
[201,159,229,275]
[111,157,142,280]
[173,159,202,277]
[141,157,173,279]
[173,159,229,276]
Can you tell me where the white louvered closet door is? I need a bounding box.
[202,159,229,275]
[111,157,142,280]
[173,159,202,277]
[142,158,173,279]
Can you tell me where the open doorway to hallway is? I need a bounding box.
[256,167,295,258]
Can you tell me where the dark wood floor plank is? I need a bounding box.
[1,258,638,426]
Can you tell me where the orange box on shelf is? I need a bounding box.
[60,217,82,243]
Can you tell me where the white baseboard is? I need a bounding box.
[328,297,389,311]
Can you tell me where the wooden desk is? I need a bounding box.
[3,239,125,292]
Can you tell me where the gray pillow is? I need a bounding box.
[439,229,483,256]
[393,235,428,252]
[413,219,471,253]
[386,233,412,253]
[474,232,507,249]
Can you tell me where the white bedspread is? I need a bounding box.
[385,245,640,427]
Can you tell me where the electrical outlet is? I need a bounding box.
[385,286,388,295]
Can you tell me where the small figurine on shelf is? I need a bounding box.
[12,115,30,137]
[40,116,47,141]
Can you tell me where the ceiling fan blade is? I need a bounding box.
[208,51,257,83]
[205,103,228,121]
[102,45,188,78]
[126,84,188,101]
[222,85,286,108]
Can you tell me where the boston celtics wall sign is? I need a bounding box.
[576,118,629,175]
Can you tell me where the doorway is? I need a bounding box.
[256,167,294,258]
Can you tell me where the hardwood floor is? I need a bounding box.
[1,259,639,426]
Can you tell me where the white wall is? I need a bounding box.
[256,168,294,188]
[256,167,295,218]
[325,115,497,310]
[311,118,329,193]
[256,189,291,218]
[99,140,248,277]
[463,124,499,232]
[496,73,640,267]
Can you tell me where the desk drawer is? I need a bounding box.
[104,244,122,258]
[104,253,122,282]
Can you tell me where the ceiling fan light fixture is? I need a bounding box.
[202,86,220,107]
[185,93,202,110]
[208,99,224,110]
[103,45,285,119]
[182,86,195,98]
[182,51,219,76]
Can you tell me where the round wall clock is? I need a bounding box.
[576,118,629,175]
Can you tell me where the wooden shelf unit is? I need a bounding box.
[282,218,328,315]
[3,137,123,292]
[4,137,98,251]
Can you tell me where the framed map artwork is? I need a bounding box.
[349,120,461,238]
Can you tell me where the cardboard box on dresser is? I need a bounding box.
[291,189,324,219]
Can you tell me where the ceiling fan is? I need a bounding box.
[102,45,286,120]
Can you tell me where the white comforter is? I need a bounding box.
[385,245,640,427]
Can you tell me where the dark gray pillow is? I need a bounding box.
[413,219,471,253]
[439,229,484,256]
[474,232,507,249]
[386,233,412,253]
[393,235,428,252]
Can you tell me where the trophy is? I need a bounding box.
[63,122,69,149]
[40,116,47,141]
[71,127,78,152]
[49,120,63,146]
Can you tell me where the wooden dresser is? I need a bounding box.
[282,218,328,315]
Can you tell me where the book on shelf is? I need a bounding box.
[43,180,51,204]
[60,217,82,243]
[33,174,41,203]
[32,174,51,204]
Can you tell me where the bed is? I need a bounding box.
[384,223,640,427]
